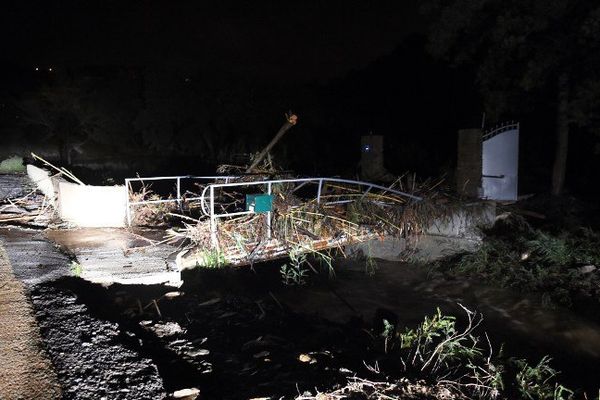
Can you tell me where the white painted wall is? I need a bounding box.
[26,165,56,207]
[58,181,127,227]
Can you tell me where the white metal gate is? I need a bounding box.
[481,122,519,201]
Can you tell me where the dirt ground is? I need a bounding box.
[0,244,62,399]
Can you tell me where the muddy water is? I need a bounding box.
[269,259,600,393]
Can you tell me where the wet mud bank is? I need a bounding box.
[30,274,372,399]
[30,282,166,399]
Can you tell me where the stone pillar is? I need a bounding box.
[456,129,482,197]
[360,135,390,181]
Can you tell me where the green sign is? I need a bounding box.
[245,194,273,213]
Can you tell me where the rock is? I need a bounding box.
[150,322,185,338]
[173,387,200,399]
[579,265,596,274]
[186,348,210,357]
[164,291,183,299]
[298,353,315,363]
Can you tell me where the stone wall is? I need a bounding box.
[456,129,483,198]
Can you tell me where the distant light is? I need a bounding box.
[362,144,371,152]
[48,67,53,72]
[35,67,39,71]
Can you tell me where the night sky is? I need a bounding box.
[2,1,423,83]
[2,1,598,195]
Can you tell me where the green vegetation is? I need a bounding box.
[195,249,227,268]
[280,245,335,286]
[0,156,25,173]
[435,226,600,308]
[513,356,574,400]
[280,247,309,286]
[373,307,573,400]
[70,261,82,277]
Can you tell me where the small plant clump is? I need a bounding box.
[301,307,575,400]
[280,246,309,286]
[70,261,82,277]
[513,356,574,400]
[280,245,335,286]
[195,249,227,268]
[0,156,26,173]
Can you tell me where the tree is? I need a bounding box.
[422,0,600,194]
[18,76,101,165]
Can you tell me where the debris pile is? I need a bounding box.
[0,174,55,227]
[159,172,459,267]
[167,178,415,266]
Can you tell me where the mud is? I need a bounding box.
[30,283,165,400]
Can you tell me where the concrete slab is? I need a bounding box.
[46,228,181,286]
[347,202,494,262]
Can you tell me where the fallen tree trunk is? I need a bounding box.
[245,113,298,173]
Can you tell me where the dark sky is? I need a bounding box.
[2,1,423,83]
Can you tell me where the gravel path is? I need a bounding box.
[0,244,62,399]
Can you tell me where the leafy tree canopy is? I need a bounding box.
[422,0,600,127]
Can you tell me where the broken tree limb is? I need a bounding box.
[31,152,85,185]
[245,113,298,173]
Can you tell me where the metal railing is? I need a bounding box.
[198,177,422,248]
[124,175,238,226]
[125,175,422,248]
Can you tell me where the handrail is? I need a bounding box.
[199,177,422,219]
[125,175,423,236]
[124,175,239,226]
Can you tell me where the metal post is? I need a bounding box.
[125,178,132,227]
[176,177,182,211]
[266,182,272,240]
[317,179,323,205]
[209,185,218,249]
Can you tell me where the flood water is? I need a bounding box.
[268,258,600,394]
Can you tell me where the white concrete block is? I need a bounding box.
[58,182,127,227]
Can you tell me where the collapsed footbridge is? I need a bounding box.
[126,175,423,268]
